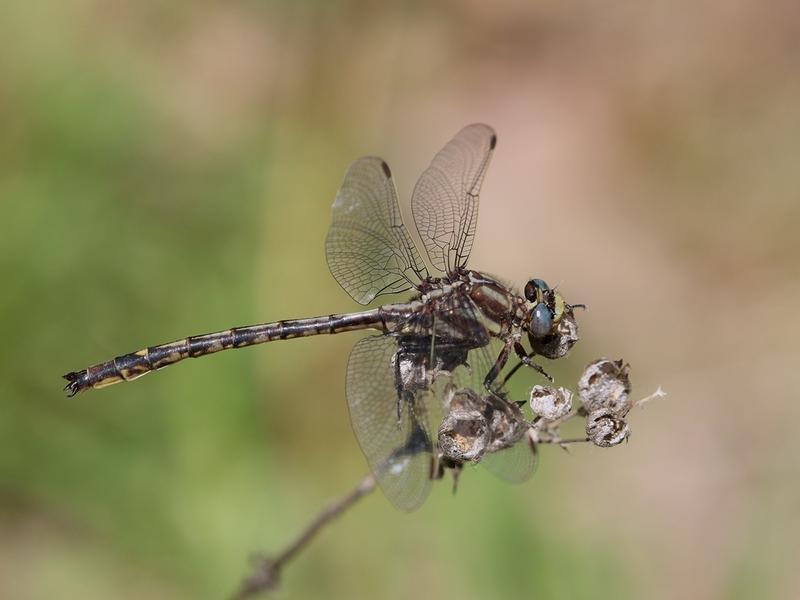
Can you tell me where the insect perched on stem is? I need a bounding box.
[64,124,583,510]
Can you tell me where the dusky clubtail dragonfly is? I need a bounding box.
[64,124,581,510]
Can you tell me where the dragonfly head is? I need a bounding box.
[524,278,580,359]
[524,278,566,339]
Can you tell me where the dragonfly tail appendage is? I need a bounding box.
[63,348,157,396]
[63,364,142,396]
[63,370,91,396]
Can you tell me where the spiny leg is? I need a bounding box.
[500,351,531,388]
[393,350,404,423]
[501,346,556,389]
[513,341,553,382]
[483,338,513,390]
[484,338,554,392]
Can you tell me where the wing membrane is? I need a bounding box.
[346,335,433,511]
[479,435,538,484]
[453,342,538,484]
[411,124,496,273]
[326,157,427,305]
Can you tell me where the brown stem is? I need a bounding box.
[233,473,378,599]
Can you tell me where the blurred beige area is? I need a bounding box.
[2,1,799,599]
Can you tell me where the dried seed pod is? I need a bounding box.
[483,395,527,452]
[446,387,482,412]
[529,385,573,420]
[578,358,631,416]
[586,409,630,447]
[530,308,579,359]
[438,408,490,462]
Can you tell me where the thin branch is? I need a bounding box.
[233,473,377,599]
[231,382,667,597]
[527,427,591,448]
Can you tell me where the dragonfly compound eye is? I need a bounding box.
[524,278,550,303]
[530,307,579,359]
[529,303,554,338]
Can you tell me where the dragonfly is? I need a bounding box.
[63,124,581,510]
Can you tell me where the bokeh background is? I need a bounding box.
[2,1,799,599]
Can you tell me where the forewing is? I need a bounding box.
[326,157,427,305]
[346,335,433,511]
[411,124,496,273]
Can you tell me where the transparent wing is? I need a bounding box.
[411,123,497,274]
[346,335,433,511]
[454,342,538,484]
[452,338,505,396]
[326,157,428,305]
[479,437,538,484]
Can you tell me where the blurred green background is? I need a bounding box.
[2,1,799,598]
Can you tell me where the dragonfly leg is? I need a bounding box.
[483,338,513,390]
[513,341,553,382]
[393,351,404,424]
[500,351,533,388]
[430,453,443,480]
[450,463,463,495]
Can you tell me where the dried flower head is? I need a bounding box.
[578,358,631,416]
[529,385,573,420]
[586,408,630,447]
[483,394,527,452]
[438,408,490,462]
[530,308,579,359]
[446,387,481,412]
[441,386,526,457]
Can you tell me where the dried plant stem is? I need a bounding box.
[635,386,667,408]
[234,473,377,599]
[232,381,663,597]
[528,428,591,448]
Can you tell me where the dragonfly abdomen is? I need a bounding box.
[63,309,387,396]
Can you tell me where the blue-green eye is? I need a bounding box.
[524,278,550,302]
[530,303,553,338]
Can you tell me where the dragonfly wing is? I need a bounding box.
[479,435,538,484]
[452,338,505,394]
[346,334,433,511]
[326,157,427,305]
[411,124,496,274]
[453,342,538,484]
